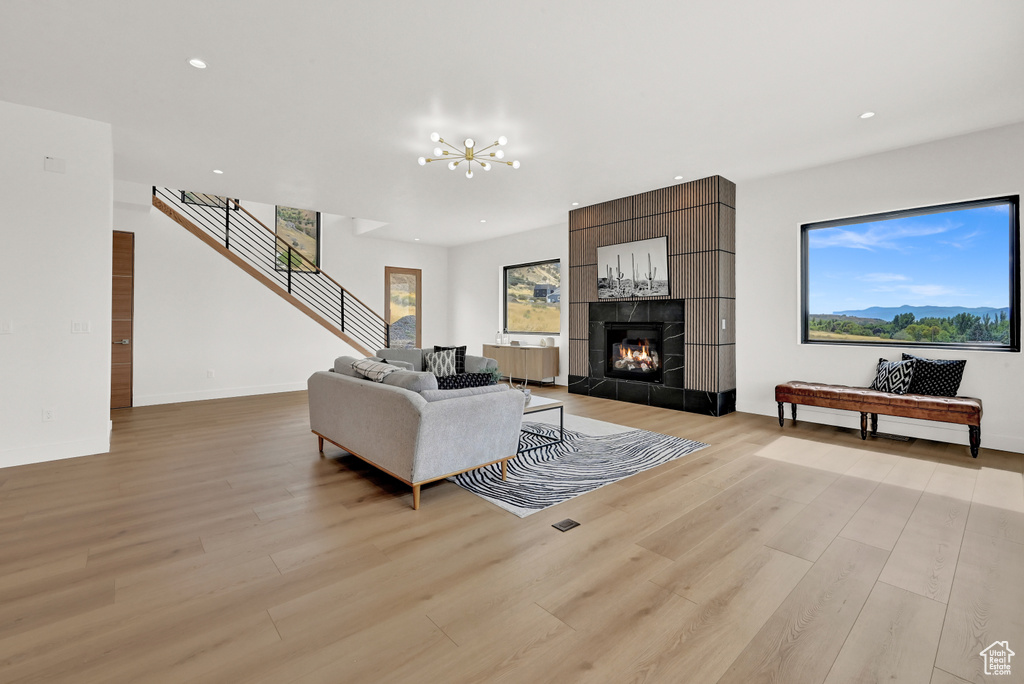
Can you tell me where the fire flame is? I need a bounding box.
[617,340,657,368]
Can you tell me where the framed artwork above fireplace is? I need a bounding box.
[597,237,669,299]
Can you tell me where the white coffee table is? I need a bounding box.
[520,395,564,453]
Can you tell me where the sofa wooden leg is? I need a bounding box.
[859,412,868,440]
[870,413,878,437]
[501,459,508,481]
[412,484,421,510]
[969,425,980,458]
[317,435,324,455]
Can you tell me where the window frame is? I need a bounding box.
[503,258,561,335]
[800,195,1020,352]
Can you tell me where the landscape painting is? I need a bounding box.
[597,237,669,299]
[275,205,319,272]
[805,200,1013,346]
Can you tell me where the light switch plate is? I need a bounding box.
[71,320,91,334]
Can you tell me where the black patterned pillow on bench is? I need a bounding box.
[901,353,966,397]
[869,357,915,394]
[437,372,495,390]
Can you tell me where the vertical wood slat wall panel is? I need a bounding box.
[685,299,718,346]
[718,344,736,392]
[569,340,589,376]
[719,205,736,253]
[684,344,718,392]
[569,175,735,393]
[569,303,589,340]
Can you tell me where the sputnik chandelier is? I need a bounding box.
[417,132,520,179]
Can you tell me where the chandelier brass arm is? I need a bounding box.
[417,132,520,178]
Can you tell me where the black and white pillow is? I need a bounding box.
[433,345,467,374]
[902,353,966,397]
[437,372,495,390]
[869,357,915,394]
[352,358,400,383]
[426,348,458,377]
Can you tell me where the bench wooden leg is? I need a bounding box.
[870,413,878,437]
[859,412,868,440]
[777,402,785,427]
[969,425,980,458]
[791,403,797,424]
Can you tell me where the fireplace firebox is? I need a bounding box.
[606,323,663,383]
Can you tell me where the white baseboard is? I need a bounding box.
[134,381,308,407]
[0,435,111,469]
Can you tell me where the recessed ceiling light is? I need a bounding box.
[212,169,223,174]
[571,202,579,206]
[673,175,684,180]
[414,238,420,241]
[860,111,875,119]
[188,58,207,69]
[480,219,486,223]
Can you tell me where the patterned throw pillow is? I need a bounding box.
[433,345,467,374]
[351,358,400,383]
[901,353,966,397]
[437,372,495,390]
[869,358,915,394]
[426,348,458,377]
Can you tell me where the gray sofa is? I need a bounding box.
[308,357,525,509]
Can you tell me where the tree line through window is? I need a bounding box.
[802,196,1019,351]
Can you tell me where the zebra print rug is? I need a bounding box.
[449,419,707,517]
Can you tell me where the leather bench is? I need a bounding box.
[775,381,983,458]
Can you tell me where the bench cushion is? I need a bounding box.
[775,381,981,426]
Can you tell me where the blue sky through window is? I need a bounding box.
[807,203,1011,316]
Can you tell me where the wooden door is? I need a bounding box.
[111,231,134,408]
[385,266,422,349]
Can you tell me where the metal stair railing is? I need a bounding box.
[152,187,389,352]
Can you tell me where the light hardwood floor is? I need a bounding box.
[0,387,1021,683]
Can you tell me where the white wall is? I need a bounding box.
[0,101,113,467]
[115,188,448,406]
[448,223,569,384]
[737,121,1024,453]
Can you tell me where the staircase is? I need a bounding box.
[152,188,389,356]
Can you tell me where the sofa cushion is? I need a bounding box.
[433,345,467,374]
[901,353,966,397]
[352,358,400,383]
[383,358,415,371]
[437,372,495,390]
[425,349,458,377]
[333,355,366,378]
[375,348,425,371]
[869,358,915,394]
[464,355,496,373]
[382,369,439,392]
[420,384,509,403]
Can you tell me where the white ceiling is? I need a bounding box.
[2,1,1023,245]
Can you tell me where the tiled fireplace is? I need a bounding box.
[568,175,736,417]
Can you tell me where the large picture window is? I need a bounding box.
[504,259,561,335]
[802,196,1020,351]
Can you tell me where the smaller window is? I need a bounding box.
[275,205,320,272]
[802,196,1020,351]
[504,259,561,335]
